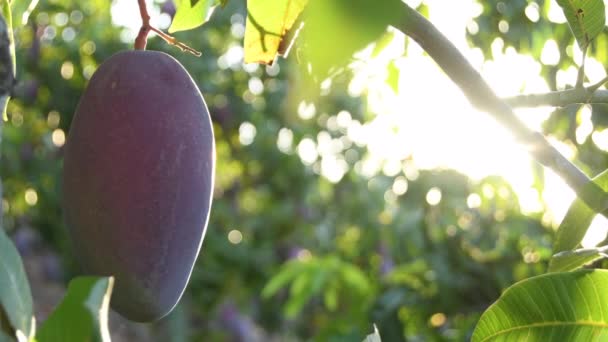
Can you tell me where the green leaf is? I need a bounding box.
[323,280,339,311]
[363,325,382,342]
[309,267,328,295]
[0,95,7,120]
[166,301,188,342]
[37,276,114,342]
[473,269,608,341]
[261,260,305,298]
[556,0,605,50]
[169,0,216,33]
[553,169,608,253]
[339,263,370,295]
[10,0,40,26]
[548,246,608,273]
[385,259,427,287]
[386,60,400,94]
[244,0,308,64]
[372,31,395,57]
[0,229,34,339]
[264,257,370,317]
[285,272,314,318]
[0,330,13,342]
[300,0,402,76]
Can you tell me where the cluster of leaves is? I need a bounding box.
[468,0,608,340]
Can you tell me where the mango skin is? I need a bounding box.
[62,50,215,322]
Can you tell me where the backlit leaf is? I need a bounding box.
[556,0,605,50]
[372,31,396,57]
[169,0,216,33]
[552,169,608,254]
[386,60,400,94]
[548,246,608,273]
[300,0,401,77]
[473,270,608,341]
[244,0,308,64]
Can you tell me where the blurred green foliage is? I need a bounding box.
[3,0,603,340]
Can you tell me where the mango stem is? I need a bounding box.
[134,0,201,56]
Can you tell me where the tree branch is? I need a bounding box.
[391,2,608,215]
[505,86,608,108]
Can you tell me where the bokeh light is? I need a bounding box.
[227,229,243,244]
[24,188,38,206]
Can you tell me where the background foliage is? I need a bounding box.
[3,0,608,340]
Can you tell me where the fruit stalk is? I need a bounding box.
[134,0,201,56]
[135,0,150,50]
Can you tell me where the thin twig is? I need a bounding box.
[586,75,608,93]
[391,2,608,216]
[575,50,587,89]
[149,27,201,56]
[505,87,608,108]
[135,0,201,56]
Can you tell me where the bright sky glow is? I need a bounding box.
[111,0,167,42]
[347,0,602,240]
[547,0,567,24]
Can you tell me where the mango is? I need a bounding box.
[62,50,215,322]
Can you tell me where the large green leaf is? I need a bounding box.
[553,170,608,254]
[9,0,39,26]
[300,0,402,76]
[548,246,608,273]
[473,270,608,341]
[0,229,34,340]
[244,0,308,64]
[37,276,114,342]
[0,330,13,342]
[556,0,605,50]
[168,0,216,33]
[371,31,395,57]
